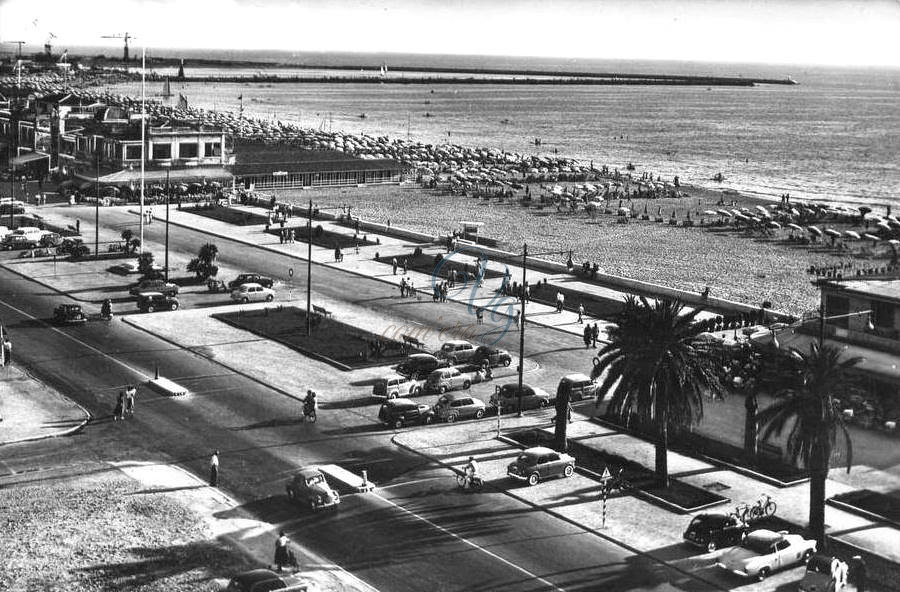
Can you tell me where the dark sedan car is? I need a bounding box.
[228,273,275,289]
[472,345,513,368]
[683,512,749,552]
[378,398,435,428]
[394,353,447,380]
[224,568,307,592]
[507,446,576,486]
[54,303,87,325]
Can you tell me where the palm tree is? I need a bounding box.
[187,242,219,279]
[590,296,725,487]
[756,342,861,549]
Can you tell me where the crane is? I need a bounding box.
[101,32,134,62]
[1,40,26,59]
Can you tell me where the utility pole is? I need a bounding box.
[94,152,100,259]
[164,168,170,282]
[306,199,312,337]
[517,243,527,416]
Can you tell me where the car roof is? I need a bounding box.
[562,373,593,382]
[295,466,323,479]
[407,353,437,361]
[229,568,284,586]
[237,282,263,289]
[745,529,784,544]
[443,340,472,347]
[523,446,557,456]
[139,291,164,297]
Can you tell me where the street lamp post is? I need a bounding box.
[8,165,15,230]
[94,152,100,260]
[307,199,312,337]
[164,167,171,282]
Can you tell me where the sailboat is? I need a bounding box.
[160,77,173,98]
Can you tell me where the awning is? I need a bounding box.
[75,166,233,185]
[10,152,51,166]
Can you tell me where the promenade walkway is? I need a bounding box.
[3,201,898,590]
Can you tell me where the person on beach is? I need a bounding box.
[209,450,220,486]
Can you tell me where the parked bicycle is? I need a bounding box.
[748,493,777,521]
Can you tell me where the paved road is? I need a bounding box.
[0,212,715,592]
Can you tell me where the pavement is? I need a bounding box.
[2,200,898,591]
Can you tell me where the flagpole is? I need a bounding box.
[139,47,146,255]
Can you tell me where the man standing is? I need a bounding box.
[591,323,600,348]
[849,555,867,592]
[209,450,220,487]
[273,531,290,572]
[577,303,585,324]
[583,325,591,349]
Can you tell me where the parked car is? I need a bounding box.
[228,273,275,289]
[490,383,552,414]
[1,233,38,250]
[716,529,816,580]
[378,398,435,428]
[433,393,487,423]
[54,303,87,325]
[395,353,446,380]
[435,340,477,364]
[424,367,471,394]
[129,278,179,297]
[39,232,62,247]
[471,345,513,368]
[683,512,749,552]
[285,467,340,511]
[372,374,422,398]
[224,568,307,592]
[557,373,601,402]
[115,259,163,275]
[507,446,576,486]
[231,282,275,303]
[136,292,179,313]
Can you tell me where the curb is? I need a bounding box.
[389,430,730,592]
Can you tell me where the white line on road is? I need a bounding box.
[376,476,445,489]
[373,492,568,592]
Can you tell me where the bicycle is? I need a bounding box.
[456,473,483,492]
[731,503,752,524]
[301,407,317,423]
[748,493,777,521]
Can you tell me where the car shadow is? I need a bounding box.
[318,396,374,410]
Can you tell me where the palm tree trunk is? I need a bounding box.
[809,443,830,550]
[655,390,670,488]
[744,391,759,460]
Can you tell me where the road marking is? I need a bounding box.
[373,492,568,592]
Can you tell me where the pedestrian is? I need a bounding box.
[279,229,285,244]
[849,555,867,592]
[392,257,398,275]
[591,323,600,348]
[583,325,591,348]
[476,307,484,325]
[274,530,290,572]
[289,229,295,244]
[209,450,220,486]
[514,310,521,329]
[2,337,10,365]
[577,303,585,324]
[402,258,408,274]
[555,291,563,313]
[559,292,565,312]
[75,219,80,233]
[124,385,136,417]
[400,277,407,298]
[113,392,125,421]
[524,283,530,302]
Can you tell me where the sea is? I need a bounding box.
[89,48,900,210]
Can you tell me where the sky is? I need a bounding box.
[1,0,899,67]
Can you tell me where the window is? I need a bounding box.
[125,145,142,160]
[204,142,221,157]
[152,143,171,160]
[179,142,198,158]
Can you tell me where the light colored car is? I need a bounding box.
[716,529,816,580]
[372,374,422,398]
[433,393,487,423]
[231,282,275,303]
[285,467,340,511]
[557,373,600,401]
[424,367,471,394]
[507,446,576,485]
[117,259,164,274]
[435,340,477,364]
[490,383,552,414]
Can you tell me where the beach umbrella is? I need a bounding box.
[807,226,822,236]
[766,221,781,229]
[790,208,800,217]
[889,240,900,250]
[863,233,881,243]
[704,210,719,216]
[824,228,842,238]
[877,221,892,232]
[755,205,769,215]
[844,230,861,240]
[717,209,732,217]
[787,223,803,231]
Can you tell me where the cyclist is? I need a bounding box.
[463,456,480,489]
[302,390,317,419]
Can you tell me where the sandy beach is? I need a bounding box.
[270,182,888,317]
